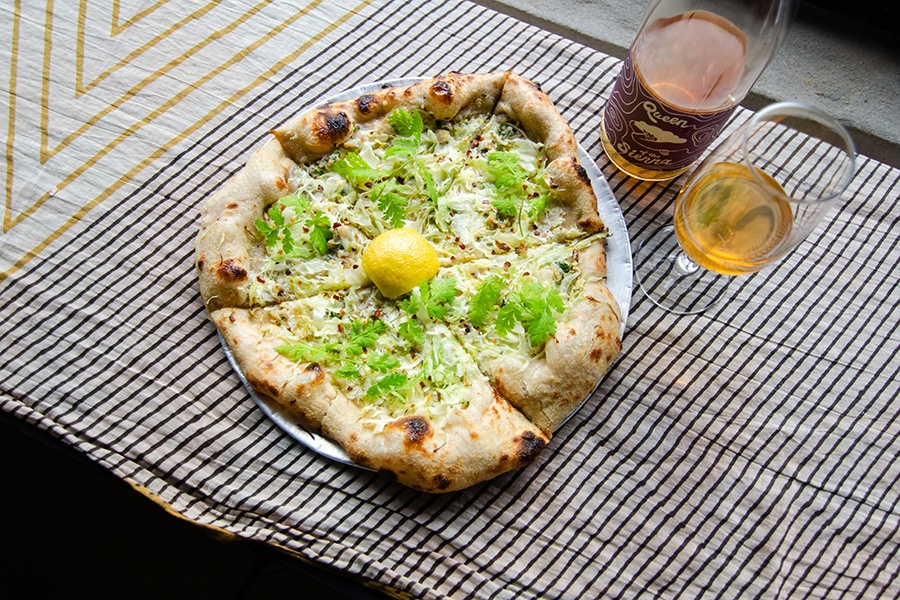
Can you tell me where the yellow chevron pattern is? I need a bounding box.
[1,0,375,282]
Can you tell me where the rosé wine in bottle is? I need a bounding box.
[601,0,795,181]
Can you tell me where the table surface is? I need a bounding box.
[2,1,899,598]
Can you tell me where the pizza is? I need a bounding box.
[195,72,622,493]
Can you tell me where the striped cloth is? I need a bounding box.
[2,1,899,598]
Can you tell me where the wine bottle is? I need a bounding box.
[601,0,796,181]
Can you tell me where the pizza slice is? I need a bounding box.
[212,302,548,493]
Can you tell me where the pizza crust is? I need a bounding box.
[271,72,508,162]
[197,71,622,492]
[196,138,297,311]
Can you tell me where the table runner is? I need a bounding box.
[2,1,898,598]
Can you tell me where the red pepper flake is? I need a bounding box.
[256,276,266,283]
[504,261,511,268]
[459,243,466,250]
[337,324,344,333]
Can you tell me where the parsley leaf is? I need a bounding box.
[399,318,425,346]
[255,194,333,259]
[366,372,408,400]
[487,151,528,189]
[276,319,394,385]
[385,109,424,162]
[388,108,424,139]
[331,152,388,185]
[371,180,408,228]
[495,280,564,347]
[420,276,457,320]
[490,193,520,219]
[345,319,387,356]
[275,341,340,365]
[416,160,440,204]
[469,275,504,327]
[366,353,400,373]
[306,209,333,256]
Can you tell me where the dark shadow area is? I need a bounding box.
[0,412,389,600]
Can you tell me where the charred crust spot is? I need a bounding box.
[430,80,453,105]
[197,259,205,271]
[349,433,359,443]
[394,415,433,449]
[573,159,590,185]
[250,375,279,399]
[515,431,546,465]
[302,362,325,384]
[304,362,322,374]
[590,346,606,363]
[313,110,351,144]
[433,473,452,490]
[226,202,239,210]
[217,259,248,282]
[356,93,376,115]
[227,313,236,323]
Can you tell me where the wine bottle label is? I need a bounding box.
[603,52,737,172]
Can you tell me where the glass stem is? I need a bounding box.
[674,251,701,275]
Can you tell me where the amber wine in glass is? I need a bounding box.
[674,162,793,276]
[634,102,856,314]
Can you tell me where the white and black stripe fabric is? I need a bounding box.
[1,1,898,598]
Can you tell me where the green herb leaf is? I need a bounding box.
[399,318,425,346]
[345,319,387,356]
[371,181,408,228]
[495,303,519,336]
[306,209,333,255]
[276,342,339,365]
[366,372,408,399]
[366,353,400,373]
[416,160,440,204]
[494,280,564,346]
[335,363,363,379]
[331,151,388,185]
[490,194,520,219]
[388,108,424,139]
[421,276,457,320]
[255,194,332,259]
[280,193,312,212]
[528,193,550,219]
[268,204,285,227]
[487,151,527,190]
[385,135,419,159]
[469,275,504,327]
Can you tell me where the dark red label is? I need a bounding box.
[603,52,737,172]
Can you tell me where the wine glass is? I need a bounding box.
[634,101,856,314]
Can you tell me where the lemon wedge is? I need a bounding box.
[362,228,440,298]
